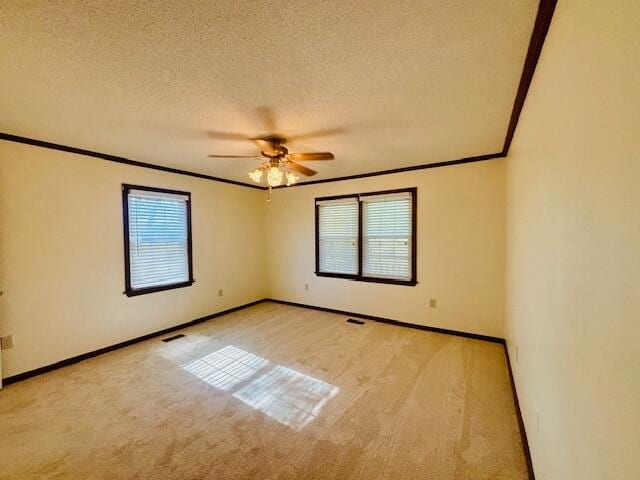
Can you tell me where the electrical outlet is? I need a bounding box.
[0,335,14,350]
[304,283,309,291]
[218,289,223,297]
[429,299,437,308]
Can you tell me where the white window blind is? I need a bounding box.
[362,192,412,281]
[317,198,358,275]
[127,189,190,291]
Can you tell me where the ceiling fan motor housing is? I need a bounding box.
[260,135,288,158]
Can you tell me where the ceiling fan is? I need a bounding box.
[208,134,334,188]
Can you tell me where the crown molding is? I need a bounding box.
[277,152,505,188]
[0,132,265,190]
[502,0,558,155]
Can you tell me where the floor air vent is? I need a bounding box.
[162,333,185,342]
[347,319,365,325]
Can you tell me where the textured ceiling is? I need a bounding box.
[0,1,537,185]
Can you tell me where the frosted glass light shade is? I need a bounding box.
[286,172,299,186]
[267,166,283,187]
[248,169,263,183]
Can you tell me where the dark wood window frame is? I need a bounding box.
[122,184,194,297]
[315,187,417,286]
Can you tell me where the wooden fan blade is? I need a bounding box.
[250,138,278,156]
[286,161,317,176]
[250,135,287,156]
[287,152,334,161]
[208,155,259,158]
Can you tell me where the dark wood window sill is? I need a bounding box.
[124,280,195,297]
[315,271,417,287]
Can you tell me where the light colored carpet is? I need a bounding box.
[0,302,528,479]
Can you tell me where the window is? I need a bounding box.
[316,197,359,275]
[122,184,194,296]
[315,188,416,286]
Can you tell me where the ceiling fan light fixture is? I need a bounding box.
[209,133,332,192]
[248,168,263,183]
[266,166,283,187]
[286,172,299,186]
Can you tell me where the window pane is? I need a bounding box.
[128,191,189,289]
[362,195,412,280]
[318,202,358,275]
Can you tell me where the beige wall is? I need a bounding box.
[0,142,505,380]
[265,160,506,338]
[0,142,267,379]
[505,1,640,479]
